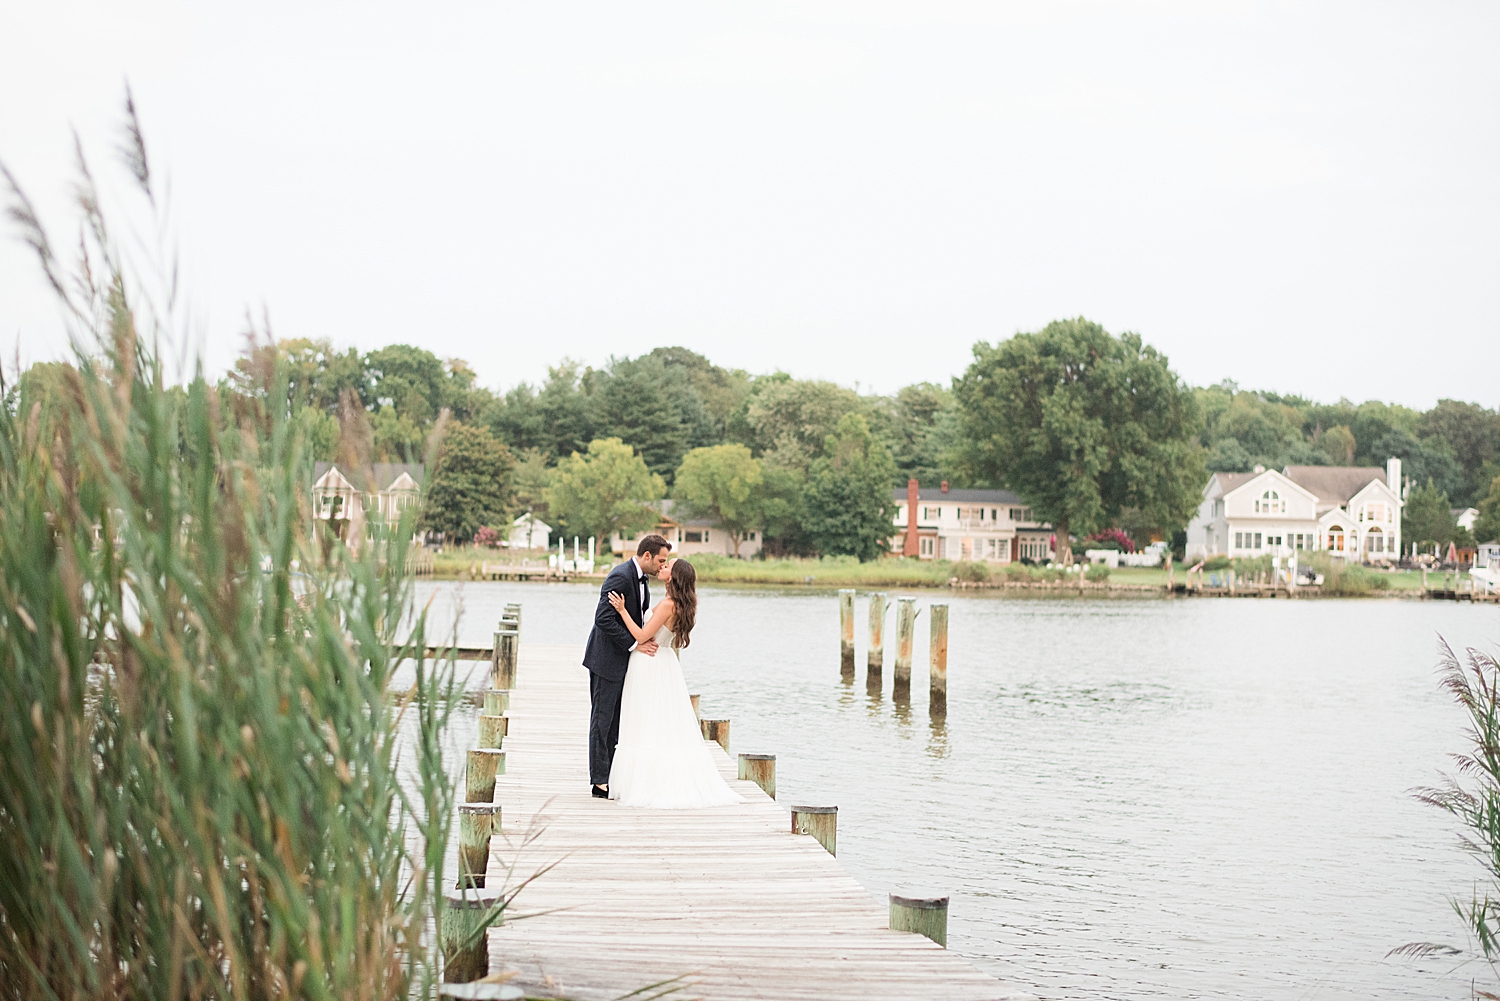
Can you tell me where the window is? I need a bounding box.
[920,537,935,557]
[1256,490,1284,514]
[1235,532,1244,549]
[1364,503,1387,523]
[1327,527,1345,551]
[991,509,998,519]
[749,532,756,541]
[685,531,703,543]
[704,530,710,542]
[1267,535,1282,547]
[1254,533,1262,548]
[1010,508,1022,520]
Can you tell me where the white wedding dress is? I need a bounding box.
[608,622,741,809]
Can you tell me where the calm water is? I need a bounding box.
[414,579,1500,1000]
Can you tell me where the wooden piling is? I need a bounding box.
[838,589,856,677]
[929,603,949,708]
[894,597,917,687]
[701,718,730,751]
[491,629,519,690]
[889,892,948,947]
[465,748,505,802]
[442,887,503,982]
[477,714,508,749]
[690,693,701,720]
[738,753,776,799]
[504,603,522,633]
[483,690,510,715]
[457,802,499,888]
[1166,553,1174,591]
[867,592,887,677]
[791,805,837,856]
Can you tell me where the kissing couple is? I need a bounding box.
[581,535,739,809]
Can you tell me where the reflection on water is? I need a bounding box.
[414,579,1494,1000]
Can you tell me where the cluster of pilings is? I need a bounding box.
[840,589,949,713]
[691,613,952,950]
[440,603,523,994]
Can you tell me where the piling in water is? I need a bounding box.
[738,753,776,799]
[491,629,519,690]
[894,597,917,695]
[701,718,730,752]
[483,690,510,715]
[690,693,701,720]
[477,714,508,749]
[929,603,949,710]
[791,805,837,856]
[867,591,886,684]
[442,888,503,982]
[889,892,948,947]
[457,803,499,889]
[465,748,504,802]
[838,589,856,677]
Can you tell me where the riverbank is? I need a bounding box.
[429,550,1466,596]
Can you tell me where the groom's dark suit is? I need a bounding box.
[583,558,649,786]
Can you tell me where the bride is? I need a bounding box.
[605,558,740,809]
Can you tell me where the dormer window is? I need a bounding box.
[1255,490,1284,514]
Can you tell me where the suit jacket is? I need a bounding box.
[583,559,649,684]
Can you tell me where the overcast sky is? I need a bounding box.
[2,2,1497,409]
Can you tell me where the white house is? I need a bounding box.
[1185,458,1403,563]
[1454,508,1479,534]
[312,462,422,524]
[611,499,764,559]
[508,513,551,550]
[890,482,1053,562]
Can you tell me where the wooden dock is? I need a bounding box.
[480,644,1018,1001]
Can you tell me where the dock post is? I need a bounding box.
[929,603,949,710]
[701,718,730,752]
[477,714,508,749]
[441,888,503,982]
[894,597,917,691]
[791,805,837,856]
[457,803,499,888]
[889,892,949,947]
[867,591,887,679]
[492,628,518,690]
[465,748,505,802]
[690,693,701,720]
[738,753,776,798]
[1166,553,1174,591]
[838,589,856,677]
[483,690,510,715]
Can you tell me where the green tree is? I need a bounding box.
[593,353,715,483]
[1475,474,1500,544]
[801,414,898,561]
[1317,424,1357,465]
[544,437,665,543]
[674,444,764,557]
[1402,478,1456,551]
[488,359,600,460]
[885,382,960,486]
[1372,428,1463,499]
[954,318,1204,565]
[644,346,751,439]
[227,338,372,415]
[1420,399,1500,505]
[365,344,477,426]
[736,376,861,471]
[420,423,515,542]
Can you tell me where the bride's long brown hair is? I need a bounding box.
[665,559,697,650]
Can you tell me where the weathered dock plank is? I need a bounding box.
[483,644,1019,1001]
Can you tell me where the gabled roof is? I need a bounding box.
[1282,466,1386,506]
[1208,471,1260,496]
[889,487,1025,504]
[313,461,425,492]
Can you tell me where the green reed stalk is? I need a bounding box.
[0,99,459,1000]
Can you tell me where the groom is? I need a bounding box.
[582,534,672,799]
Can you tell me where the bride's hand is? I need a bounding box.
[607,591,626,615]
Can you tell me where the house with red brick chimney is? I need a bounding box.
[891,479,1053,562]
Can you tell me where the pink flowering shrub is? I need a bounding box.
[1082,527,1135,553]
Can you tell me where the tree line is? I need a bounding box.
[13,319,1500,559]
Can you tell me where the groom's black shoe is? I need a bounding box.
[591,784,609,799]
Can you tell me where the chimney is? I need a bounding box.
[903,479,920,557]
[940,481,949,493]
[1387,457,1402,498]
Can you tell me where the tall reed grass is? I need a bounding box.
[0,100,459,1000]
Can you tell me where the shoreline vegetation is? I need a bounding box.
[428,548,1462,596]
